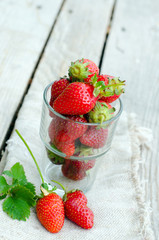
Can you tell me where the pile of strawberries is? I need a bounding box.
[47,58,125,181]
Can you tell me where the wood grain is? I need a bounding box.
[0,0,63,149]
[34,0,114,80]
[101,0,159,237]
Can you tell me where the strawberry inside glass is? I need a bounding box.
[39,58,124,192]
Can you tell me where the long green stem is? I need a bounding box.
[15,129,44,184]
[51,180,66,193]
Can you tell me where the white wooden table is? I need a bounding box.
[0,0,159,238]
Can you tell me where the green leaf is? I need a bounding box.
[0,194,7,200]
[96,81,105,88]
[24,182,36,196]
[3,197,30,221]
[10,163,27,185]
[0,176,10,194]
[10,185,36,207]
[93,88,100,97]
[2,170,13,178]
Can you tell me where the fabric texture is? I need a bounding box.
[0,83,155,239]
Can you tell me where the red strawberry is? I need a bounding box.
[62,159,86,180]
[80,126,108,148]
[53,82,98,115]
[62,157,96,181]
[50,78,70,103]
[49,78,70,118]
[68,58,99,83]
[48,119,75,157]
[64,190,94,229]
[84,159,96,171]
[48,116,88,143]
[56,115,88,143]
[98,74,125,103]
[65,190,87,204]
[55,141,75,157]
[36,187,65,233]
[48,119,57,143]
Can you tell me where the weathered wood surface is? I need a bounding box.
[0,0,63,150]
[101,0,159,238]
[0,0,159,238]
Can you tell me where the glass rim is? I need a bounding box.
[43,81,123,126]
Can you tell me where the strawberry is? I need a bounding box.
[55,141,75,157]
[50,78,70,103]
[56,115,88,143]
[48,116,88,143]
[80,126,108,148]
[64,190,94,229]
[61,157,96,181]
[62,159,86,180]
[88,100,115,123]
[98,74,125,103]
[84,159,96,171]
[36,187,65,233]
[48,119,75,157]
[16,130,65,233]
[98,99,113,109]
[48,118,57,143]
[53,82,98,115]
[68,58,99,83]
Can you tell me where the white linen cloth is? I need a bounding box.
[0,81,155,240]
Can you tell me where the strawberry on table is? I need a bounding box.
[36,187,65,233]
[53,82,98,115]
[64,190,94,229]
[68,58,99,83]
[15,130,65,233]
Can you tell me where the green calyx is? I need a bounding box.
[88,101,115,124]
[68,60,92,81]
[101,77,125,97]
[47,144,65,165]
[75,145,93,156]
[90,75,125,98]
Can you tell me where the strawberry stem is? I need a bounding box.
[40,186,49,196]
[15,129,45,184]
[51,180,66,193]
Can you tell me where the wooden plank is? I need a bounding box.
[36,0,115,80]
[0,0,63,150]
[100,0,159,237]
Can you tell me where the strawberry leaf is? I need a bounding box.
[23,182,36,196]
[3,197,30,221]
[10,185,36,207]
[10,163,27,185]
[2,170,13,178]
[0,194,7,200]
[0,176,10,194]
